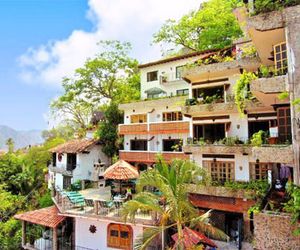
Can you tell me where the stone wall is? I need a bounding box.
[254,212,300,250]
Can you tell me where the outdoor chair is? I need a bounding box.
[84,199,94,213]
[98,200,113,215]
[113,200,123,216]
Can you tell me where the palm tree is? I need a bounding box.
[122,157,228,250]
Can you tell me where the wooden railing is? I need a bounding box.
[119,121,189,135]
[119,151,189,163]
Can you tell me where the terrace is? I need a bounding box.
[52,187,157,226]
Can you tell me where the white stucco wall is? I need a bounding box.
[140,55,205,100]
[74,145,109,181]
[75,217,144,250]
[227,114,249,141]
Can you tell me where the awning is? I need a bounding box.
[144,87,166,95]
[14,206,66,228]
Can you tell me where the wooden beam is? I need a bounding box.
[52,227,58,250]
[22,221,26,247]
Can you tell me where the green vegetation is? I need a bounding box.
[0,137,63,249]
[153,0,243,53]
[234,71,257,116]
[284,183,300,236]
[250,130,267,147]
[253,0,300,15]
[122,158,228,249]
[224,180,269,198]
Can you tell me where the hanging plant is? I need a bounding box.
[234,71,257,117]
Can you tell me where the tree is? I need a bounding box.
[6,138,14,153]
[153,0,243,53]
[95,103,123,158]
[122,158,228,249]
[62,40,140,105]
[50,91,94,130]
[42,124,75,141]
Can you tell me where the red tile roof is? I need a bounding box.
[14,206,66,228]
[50,138,98,154]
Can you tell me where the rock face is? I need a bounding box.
[254,212,300,250]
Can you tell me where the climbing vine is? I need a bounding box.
[234,71,257,117]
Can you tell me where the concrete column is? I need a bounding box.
[21,221,26,247]
[286,15,300,185]
[52,227,58,250]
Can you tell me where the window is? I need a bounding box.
[63,176,72,189]
[163,139,182,152]
[250,162,269,180]
[193,86,224,102]
[66,153,77,171]
[277,107,291,143]
[147,71,158,82]
[130,140,147,151]
[203,160,235,183]
[274,42,288,75]
[107,224,132,249]
[248,120,270,138]
[163,112,183,121]
[193,124,225,142]
[52,153,57,167]
[176,89,189,96]
[147,93,160,99]
[130,114,147,123]
[176,65,184,79]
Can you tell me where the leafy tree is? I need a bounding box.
[50,91,94,130]
[153,0,243,52]
[61,40,140,105]
[42,125,75,141]
[122,158,227,249]
[95,103,123,158]
[6,138,14,153]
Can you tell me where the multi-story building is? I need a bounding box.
[14,3,300,250]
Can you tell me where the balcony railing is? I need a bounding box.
[119,150,189,163]
[160,73,182,84]
[52,189,158,226]
[48,165,73,176]
[119,121,189,135]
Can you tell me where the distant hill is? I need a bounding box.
[0,125,44,150]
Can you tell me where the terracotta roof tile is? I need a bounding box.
[104,160,139,180]
[50,138,98,154]
[14,206,66,228]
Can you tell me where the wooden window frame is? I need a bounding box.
[274,42,288,74]
[146,71,158,82]
[249,162,269,180]
[107,224,133,249]
[130,114,147,124]
[203,160,235,183]
[277,106,291,143]
[162,111,183,122]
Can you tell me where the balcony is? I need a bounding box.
[182,57,261,83]
[184,144,294,164]
[119,121,190,135]
[159,73,183,84]
[149,121,189,134]
[119,123,147,135]
[251,75,288,106]
[182,101,237,116]
[184,144,251,155]
[119,150,189,163]
[52,188,157,226]
[48,165,73,176]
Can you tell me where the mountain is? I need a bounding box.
[0,125,44,150]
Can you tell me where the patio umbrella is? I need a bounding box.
[171,227,217,249]
[104,160,139,193]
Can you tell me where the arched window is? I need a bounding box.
[107,223,132,249]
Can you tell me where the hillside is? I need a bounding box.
[0,125,44,150]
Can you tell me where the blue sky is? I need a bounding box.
[0,0,200,131]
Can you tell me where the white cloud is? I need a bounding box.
[18,0,202,88]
